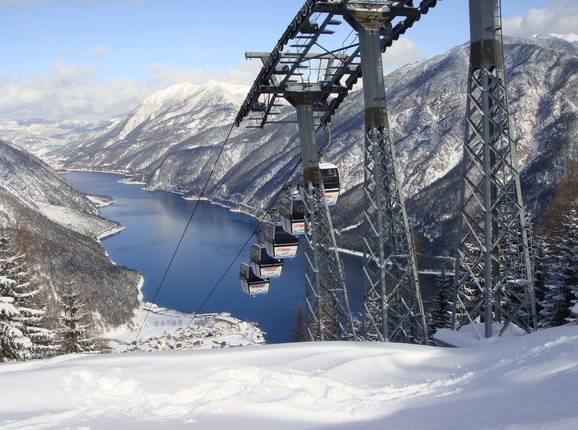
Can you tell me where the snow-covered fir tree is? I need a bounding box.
[430,269,452,333]
[539,209,578,327]
[58,280,95,354]
[0,235,32,361]
[22,280,57,359]
[0,234,57,360]
[455,242,484,323]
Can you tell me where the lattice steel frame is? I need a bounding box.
[289,90,356,341]
[344,2,428,344]
[302,183,356,340]
[453,0,536,339]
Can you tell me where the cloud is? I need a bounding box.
[0,60,150,121]
[503,0,578,39]
[382,36,424,73]
[90,45,109,58]
[0,59,261,121]
[549,32,578,42]
[150,60,261,88]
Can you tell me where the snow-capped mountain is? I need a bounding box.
[0,139,140,328]
[0,118,119,159]
[57,37,578,255]
[57,82,248,174]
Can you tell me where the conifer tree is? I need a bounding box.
[540,209,577,327]
[58,280,95,354]
[289,304,307,342]
[0,235,32,361]
[455,242,484,324]
[21,280,57,359]
[430,269,452,333]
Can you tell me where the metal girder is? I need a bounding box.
[346,2,428,345]
[289,89,357,341]
[235,0,440,129]
[303,184,356,341]
[452,0,536,339]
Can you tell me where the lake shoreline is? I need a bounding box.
[61,168,363,257]
[62,169,353,343]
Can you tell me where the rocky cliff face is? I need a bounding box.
[0,139,140,328]
[56,36,578,256]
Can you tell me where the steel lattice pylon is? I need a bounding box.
[362,128,428,343]
[344,2,428,344]
[288,89,357,342]
[453,0,536,339]
[302,183,356,341]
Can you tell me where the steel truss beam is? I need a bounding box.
[345,2,428,344]
[235,0,440,129]
[453,0,536,339]
[288,90,357,341]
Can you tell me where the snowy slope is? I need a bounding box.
[0,325,576,429]
[0,139,140,328]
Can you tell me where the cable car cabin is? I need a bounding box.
[263,223,299,259]
[251,243,283,278]
[319,162,341,206]
[240,263,270,296]
[279,194,305,236]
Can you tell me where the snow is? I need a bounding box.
[434,323,527,347]
[113,82,247,144]
[571,303,578,316]
[105,303,265,353]
[86,194,114,208]
[37,203,123,240]
[0,325,576,429]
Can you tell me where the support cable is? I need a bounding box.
[184,157,302,329]
[134,122,236,342]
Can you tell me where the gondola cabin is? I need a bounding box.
[263,223,299,259]
[251,243,284,278]
[319,162,340,206]
[279,194,305,236]
[240,263,270,296]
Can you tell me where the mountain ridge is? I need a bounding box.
[54,36,578,256]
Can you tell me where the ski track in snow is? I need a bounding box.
[0,325,577,429]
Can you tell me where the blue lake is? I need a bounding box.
[64,171,365,343]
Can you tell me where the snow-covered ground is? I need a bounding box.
[37,203,123,240]
[0,325,576,430]
[86,194,114,208]
[106,303,265,353]
[434,323,528,347]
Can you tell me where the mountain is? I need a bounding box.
[0,139,140,328]
[56,37,578,257]
[0,118,119,159]
[56,82,248,175]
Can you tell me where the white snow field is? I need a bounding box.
[0,325,577,430]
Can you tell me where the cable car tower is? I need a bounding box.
[235,0,439,343]
[343,2,428,344]
[452,0,536,338]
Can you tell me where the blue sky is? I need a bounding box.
[0,0,576,121]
